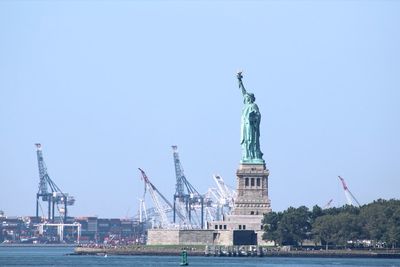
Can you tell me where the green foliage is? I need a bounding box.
[312,214,338,248]
[263,206,311,246]
[262,211,281,244]
[263,199,400,248]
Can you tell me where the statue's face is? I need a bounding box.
[244,94,253,104]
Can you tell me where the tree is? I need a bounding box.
[310,205,323,223]
[263,206,311,246]
[312,215,339,250]
[262,211,282,244]
[264,199,400,249]
[360,199,390,245]
[335,212,363,246]
[386,207,400,248]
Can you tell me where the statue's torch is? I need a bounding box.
[237,71,243,82]
[237,71,245,93]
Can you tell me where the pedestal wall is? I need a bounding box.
[232,163,271,216]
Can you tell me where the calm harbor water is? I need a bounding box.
[0,246,400,267]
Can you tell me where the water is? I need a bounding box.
[0,246,400,267]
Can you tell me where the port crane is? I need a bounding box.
[138,168,185,228]
[171,146,204,229]
[338,176,361,207]
[212,174,235,219]
[203,187,225,222]
[203,175,235,222]
[213,175,235,208]
[138,198,148,223]
[35,143,75,223]
[323,199,333,209]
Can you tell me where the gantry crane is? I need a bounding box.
[35,143,75,223]
[212,174,235,219]
[203,175,235,222]
[138,168,185,228]
[171,146,204,229]
[338,176,361,207]
[213,175,235,207]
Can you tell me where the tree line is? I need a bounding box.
[262,199,400,249]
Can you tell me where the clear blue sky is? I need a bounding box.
[1,1,399,218]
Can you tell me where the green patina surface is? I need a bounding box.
[237,72,264,164]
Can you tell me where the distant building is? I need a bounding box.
[0,215,142,244]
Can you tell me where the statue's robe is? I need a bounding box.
[241,101,262,160]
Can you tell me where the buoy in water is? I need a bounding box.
[180,250,189,266]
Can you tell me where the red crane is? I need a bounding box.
[338,176,361,207]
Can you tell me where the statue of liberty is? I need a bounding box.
[237,72,264,163]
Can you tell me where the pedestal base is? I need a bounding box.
[232,163,271,216]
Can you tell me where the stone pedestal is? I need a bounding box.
[204,163,272,245]
[232,163,271,216]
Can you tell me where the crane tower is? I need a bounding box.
[171,145,204,229]
[35,144,75,223]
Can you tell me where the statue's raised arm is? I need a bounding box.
[237,71,247,96]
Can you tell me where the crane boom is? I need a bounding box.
[213,175,235,203]
[36,144,49,200]
[338,176,361,207]
[138,168,185,228]
[323,199,333,209]
[172,145,185,198]
[138,168,170,228]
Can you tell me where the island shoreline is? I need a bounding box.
[71,246,400,258]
